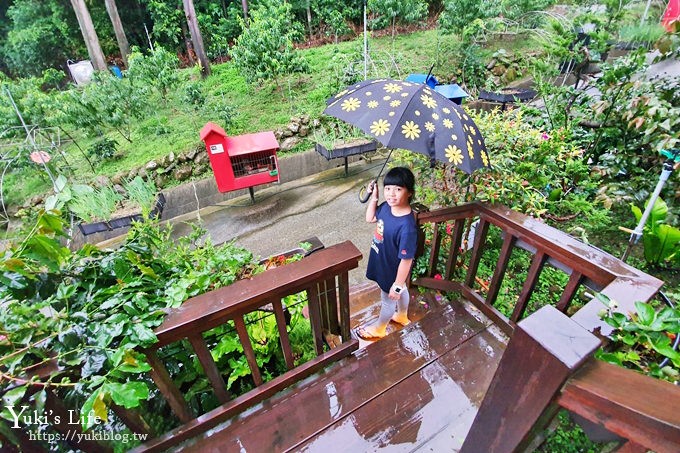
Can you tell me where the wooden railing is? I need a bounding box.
[412,202,680,452]
[131,240,362,452]
[412,202,663,335]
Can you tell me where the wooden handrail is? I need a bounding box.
[413,202,663,335]
[559,359,680,453]
[415,202,673,451]
[153,240,362,347]
[135,240,363,449]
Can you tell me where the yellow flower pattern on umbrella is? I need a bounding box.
[371,119,391,136]
[341,97,360,112]
[402,121,421,140]
[446,145,464,165]
[323,78,489,174]
[421,94,437,109]
[384,82,402,93]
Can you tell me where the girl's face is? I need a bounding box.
[383,185,411,208]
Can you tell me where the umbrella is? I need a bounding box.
[323,78,490,174]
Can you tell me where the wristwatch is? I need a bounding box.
[392,283,405,294]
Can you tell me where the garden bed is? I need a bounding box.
[78,193,167,235]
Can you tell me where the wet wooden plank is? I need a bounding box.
[294,328,506,452]
[131,341,359,453]
[177,300,489,452]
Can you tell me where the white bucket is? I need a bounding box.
[67,60,94,86]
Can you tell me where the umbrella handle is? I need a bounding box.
[358,184,372,203]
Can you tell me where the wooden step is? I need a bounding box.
[177,297,503,452]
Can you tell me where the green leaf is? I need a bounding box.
[104,381,149,409]
[82,350,108,378]
[635,301,656,326]
[131,323,157,347]
[81,389,108,430]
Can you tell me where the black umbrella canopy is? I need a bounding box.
[324,78,490,174]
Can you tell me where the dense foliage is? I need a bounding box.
[0,208,316,449]
[229,0,309,85]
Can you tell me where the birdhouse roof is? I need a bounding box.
[200,122,227,140]
[225,131,279,157]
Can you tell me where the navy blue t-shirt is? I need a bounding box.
[366,202,418,293]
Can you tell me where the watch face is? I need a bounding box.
[394,286,402,294]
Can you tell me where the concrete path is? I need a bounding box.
[167,158,387,287]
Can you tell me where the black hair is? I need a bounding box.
[383,167,415,199]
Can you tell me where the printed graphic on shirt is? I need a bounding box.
[400,248,409,257]
[371,219,384,254]
[374,219,384,243]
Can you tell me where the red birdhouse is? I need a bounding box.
[200,122,280,199]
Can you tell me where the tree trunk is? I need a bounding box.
[241,0,249,23]
[182,0,211,77]
[104,0,130,67]
[70,0,107,71]
[306,0,313,38]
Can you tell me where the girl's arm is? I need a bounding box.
[365,180,378,223]
[389,258,413,299]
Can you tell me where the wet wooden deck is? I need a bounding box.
[175,287,507,452]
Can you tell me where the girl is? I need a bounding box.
[356,167,418,340]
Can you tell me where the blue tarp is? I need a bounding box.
[405,73,438,88]
[434,84,468,101]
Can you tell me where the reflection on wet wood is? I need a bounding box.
[179,299,504,452]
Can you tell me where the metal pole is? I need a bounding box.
[640,0,653,26]
[621,159,674,261]
[3,86,59,192]
[363,0,368,79]
[144,23,154,52]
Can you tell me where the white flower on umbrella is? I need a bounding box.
[368,100,379,109]
[446,145,463,165]
[370,119,391,136]
[424,121,435,132]
[390,100,402,107]
[443,118,454,129]
[402,121,421,140]
[341,97,361,112]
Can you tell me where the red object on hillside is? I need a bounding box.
[662,0,680,32]
[30,151,51,163]
[200,122,280,195]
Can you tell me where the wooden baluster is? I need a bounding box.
[273,298,295,370]
[556,271,583,313]
[187,333,231,404]
[445,218,466,280]
[111,404,155,437]
[511,251,547,322]
[460,305,601,453]
[234,316,263,386]
[305,285,325,355]
[337,272,351,343]
[486,232,517,306]
[428,221,442,277]
[145,350,193,423]
[319,278,340,335]
[464,218,490,289]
